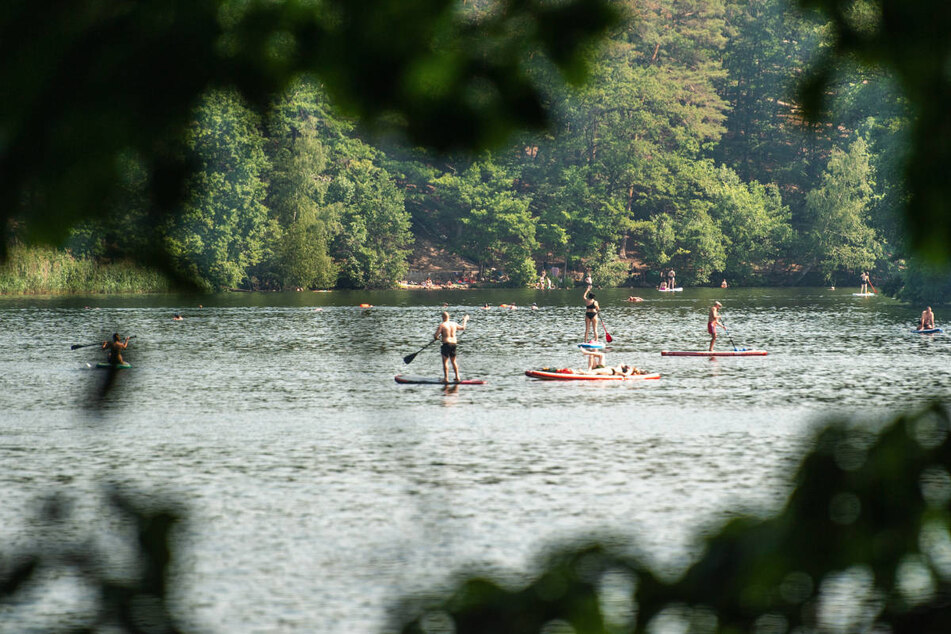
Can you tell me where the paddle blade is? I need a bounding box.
[604,331,613,343]
[403,352,419,364]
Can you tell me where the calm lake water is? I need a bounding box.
[0,287,948,632]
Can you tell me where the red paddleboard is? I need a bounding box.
[661,350,767,357]
[395,375,486,385]
[525,369,660,381]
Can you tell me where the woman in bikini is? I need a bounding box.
[583,285,600,342]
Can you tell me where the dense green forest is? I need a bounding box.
[4,0,945,300]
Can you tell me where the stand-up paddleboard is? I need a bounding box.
[661,350,767,357]
[395,375,486,385]
[657,287,683,292]
[912,328,943,334]
[578,341,605,350]
[96,362,132,369]
[525,369,660,381]
[852,292,875,297]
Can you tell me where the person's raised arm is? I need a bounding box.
[459,315,470,331]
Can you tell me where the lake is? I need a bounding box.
[0,287,948,632]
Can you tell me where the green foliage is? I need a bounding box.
[0,0,620,280]
[164,91,270,290]
[331,160,413,288]
[795,0,951,264]
[0,245,169,294]
[392,404,951,633]
[802,138,883,280]
[895,259,951,307]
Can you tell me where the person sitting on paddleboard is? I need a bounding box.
[102,333,131,365]
[920,306,936,330]
[583,286,600,342]
[859,271,870,294]
[721,279,728,288]
[435,312,468,383]
[708,301,725,351]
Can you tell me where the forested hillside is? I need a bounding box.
[5,0,931,295]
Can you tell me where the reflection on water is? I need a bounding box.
[0,288,948,631]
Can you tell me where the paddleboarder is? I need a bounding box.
[920,306,936,330]
[708,301,725,351]
[583,286,600,342]
[667,268,676,289]
[859,271,870,294]
[434,312,469,383]
[101,333,131,365]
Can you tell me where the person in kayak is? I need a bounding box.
[919,306,936,330]
[583,286,600,342]
[708,301,724,351]
[859,271,870,294]
[434,312,469,383]
[101,333,131,365]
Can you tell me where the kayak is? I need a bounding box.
[96,362,132,369]
[526,369,660,381]
[578,341,605,349]
[658,288,683,292]
[394,375,486,385]
[661,350,767,357]
[852,293,875,297]
[912,328,943,334]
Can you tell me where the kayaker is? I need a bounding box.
[920,306,936,330]
[583,286,600,342]
[101,333,131,365]
[708,301,725,351]
[859,271,870,294]
[434,312,469,383]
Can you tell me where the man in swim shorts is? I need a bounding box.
[434,311,469,383]
[708,301,724,351]
[920,306,936,330]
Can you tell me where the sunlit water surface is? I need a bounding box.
[0,287,948,632]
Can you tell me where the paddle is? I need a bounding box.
[600,317,613,343]
[404,316,469,364]
[71,335,135,350]
[720,322,739,351]
[868,278,878,294]
[403,339,437,365]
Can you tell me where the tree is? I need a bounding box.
[163,91,269,290]
[801,138,883,281]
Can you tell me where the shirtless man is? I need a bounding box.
[101,333,132,365]
[920,306,936,330]
[859,271,870,294]
[708,301,724,351]
[434,312,469,383]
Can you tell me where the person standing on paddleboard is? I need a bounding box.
[708,301,725,351]
[583,286,600,342]
[859,271,870,294]
[667,268,676,290]
[102,333,131,365]
[435,312,469,383]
